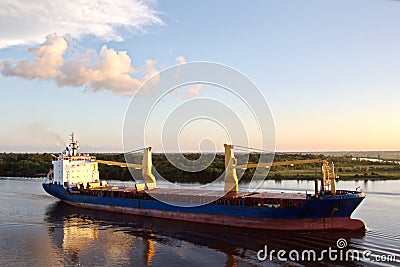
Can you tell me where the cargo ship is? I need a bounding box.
[43,134,366,231]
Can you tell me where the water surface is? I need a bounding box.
[0,178,398,266]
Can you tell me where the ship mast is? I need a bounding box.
[69,132,79,157]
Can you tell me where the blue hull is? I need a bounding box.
[42,183,366,230]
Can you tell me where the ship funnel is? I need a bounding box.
[224,144,238,193]
[142,147,156,189]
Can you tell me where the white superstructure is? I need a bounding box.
[52,133,100,188]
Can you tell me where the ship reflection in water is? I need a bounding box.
[46,202,156,266]
[45,201,368,267]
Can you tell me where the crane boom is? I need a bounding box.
[95,147,156,188]
[236,159,326,169]
[95,160,142,169]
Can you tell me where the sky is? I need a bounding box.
[0,0,399,153]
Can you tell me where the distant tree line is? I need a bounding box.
[0,152,399,181]
[0,153,53,177]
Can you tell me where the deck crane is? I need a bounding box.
[95,147,156,189]
[224,144,337,195]
[95,144,338,196]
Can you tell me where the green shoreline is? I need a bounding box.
[1,152,400,182]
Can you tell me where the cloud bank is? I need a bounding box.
[0,0,163,48]
[0,34,188,96]
[0,1,197,96]
[0,34,159,95]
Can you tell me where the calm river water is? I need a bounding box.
[0,178,399,266]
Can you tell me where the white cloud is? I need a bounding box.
[1,34,67,79]
[187,84,203,97]
[0,0,163,48]
[0,34,162,95]
[176,56,186,64]
[172,84,205,100]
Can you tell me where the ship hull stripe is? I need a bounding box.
[64,200,365,231]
